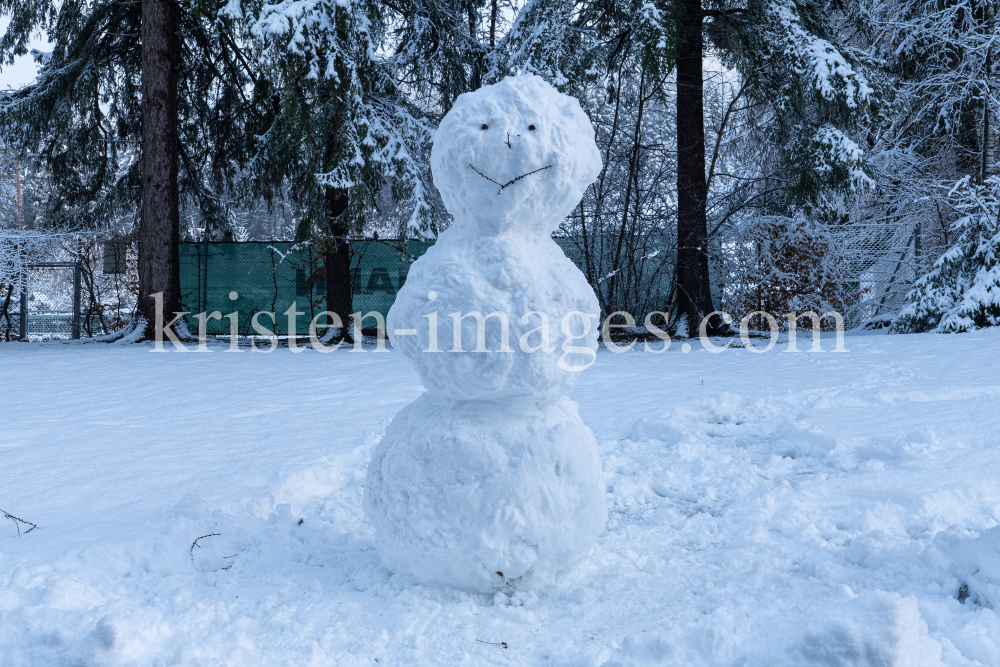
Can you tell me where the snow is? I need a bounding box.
[370,75,607,593]
[428,75,602,236]
[769,0,872,109]
[896,175,1000,333]
[0,230,73,294]
[1,329,999,665]
[385,225,600,401]
[364,394,606,593]
[388,77,604,401]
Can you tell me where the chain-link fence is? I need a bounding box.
[17,262,82,339]
[179,239,433,336]
[835,221,926,328]
[1,233,81,340]
[0,224,931,341]
[2,231,140,341]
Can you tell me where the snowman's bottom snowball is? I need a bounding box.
[363,393,607,593]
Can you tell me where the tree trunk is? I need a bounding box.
[579,201,595,286]
[1,283,14,341]
[468,0,483,90]
[982,3,993,185]
[489,0,498,48]
[325,189,354,342]
[675,0,719,336]
[138,0,182,337]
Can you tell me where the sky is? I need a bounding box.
[0,16,51,91]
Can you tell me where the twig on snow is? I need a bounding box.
[190,533,244,571]
[470,164,552,194]
[190,533,222,564]
[476,639,508,649]
[1,508,37,537]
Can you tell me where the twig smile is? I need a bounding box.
[469,164,553,194]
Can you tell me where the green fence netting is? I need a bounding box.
[179,240,433,336]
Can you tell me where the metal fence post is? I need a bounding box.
[201,236,209,314]
[73,262,82,340]
[19,280,27,340]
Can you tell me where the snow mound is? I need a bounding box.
[928,526,1000,609]
[602,634,684,666]
[364,394,606,593]
[785,591,923,667]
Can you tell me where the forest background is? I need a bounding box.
[0,0,997,338]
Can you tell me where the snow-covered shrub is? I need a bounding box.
[721,214,849,329]
[0,231,30,293]
[894,176,1000,333]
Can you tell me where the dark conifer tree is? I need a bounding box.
[0,0,261,335]
[249,0,434,340]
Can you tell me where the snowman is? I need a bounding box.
[363,75,607,593]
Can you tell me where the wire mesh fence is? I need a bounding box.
[835,221,926,328]
[178,239,434,336]
[1,234,80,340]
[1,231,138,341]
[0,222,929,342]
[18,262,81,339]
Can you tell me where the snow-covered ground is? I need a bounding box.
[1,330,999,666]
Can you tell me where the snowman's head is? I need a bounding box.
[430,75,602,235]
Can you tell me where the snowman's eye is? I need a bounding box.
[528,124,536,131]
[481,123,489,130]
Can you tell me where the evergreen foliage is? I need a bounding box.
[247,0,435,240]
[0,0,261,235]
[894,176,1000,332]
[709,0,877,206]
[852,0,999,329]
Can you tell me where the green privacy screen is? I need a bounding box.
[179,240,433,335]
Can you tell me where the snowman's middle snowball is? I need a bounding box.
[387,226,600,402]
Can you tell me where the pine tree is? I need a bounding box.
[670,0,876,334]
[391,0,495,112]
[249,0,434,338]
[0,0,262,335]
[837,0,999,324]
[870,0,997,183]
[141,0,182,335]
[894,175,1000,332]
